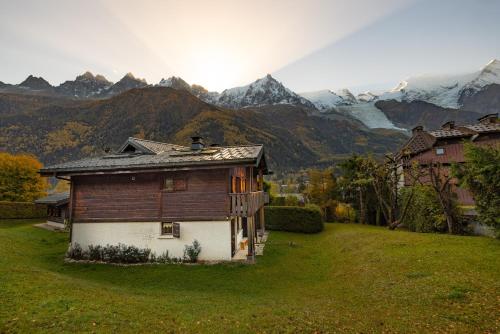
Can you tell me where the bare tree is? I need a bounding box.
[427,163,460,234]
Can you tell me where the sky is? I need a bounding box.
[1,0,499,93]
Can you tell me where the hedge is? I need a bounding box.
[265,206,324,233]
[0,201,47,219]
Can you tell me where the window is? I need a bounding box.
[436,148,445,155]
[161,222,173,235]
[164,178,174,191]
[163,177,187,192]
[160,222,180,238]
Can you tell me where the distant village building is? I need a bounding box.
[397,113,499,207]
[40,137,269,261]
[35,192,70,228]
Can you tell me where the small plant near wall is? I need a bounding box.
[66,243,85,260]
[66,242,201,264]
[183,240,202,263]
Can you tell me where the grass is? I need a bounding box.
[0,220,499,333]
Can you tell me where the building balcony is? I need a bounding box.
[229,191,266,217]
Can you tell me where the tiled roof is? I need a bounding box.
[399,118,499,156]
[463,123,500,133]
[41,138,265,175]
[34,192,70,205]
[428,123,499,138]
[428,128,468,138]
[401,131,436,156]
[119,137,187,154]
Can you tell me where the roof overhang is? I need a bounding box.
[40,158,265,177]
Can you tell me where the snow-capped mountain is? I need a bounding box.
[357,91,378,102]
[378,59,500,109]
[336,89,357,105]
[299,89,356,110]
[217,74,316,109]
[56,71,112,98]
[158,76,191,91]
[157,76,219,104]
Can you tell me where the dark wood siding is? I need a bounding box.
[73,169,230,222]
[161,169,229,220]
[73,173,161,221]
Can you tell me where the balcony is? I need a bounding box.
[229,191,266,217]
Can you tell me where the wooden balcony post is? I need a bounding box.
[258,169,265,237]
[246,216,255,262]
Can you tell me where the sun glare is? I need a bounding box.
[184,47,245,92]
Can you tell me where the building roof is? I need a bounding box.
[399,115,500,157]
[34,192,70,205]
[428,124,499,139]
[40,137,267,176]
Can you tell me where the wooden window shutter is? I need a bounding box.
[173,223,180,238]
[174,178,187,191]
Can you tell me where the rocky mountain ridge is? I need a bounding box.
[0,87,407,171]
[1,59,499,131]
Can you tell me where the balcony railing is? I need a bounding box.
[230,191,265,217]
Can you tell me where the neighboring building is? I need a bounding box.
[34,192,70,228]
[40,137,269,261]
[397,113,499,206]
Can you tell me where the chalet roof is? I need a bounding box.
[34,192,70,205]
[40,137,267,176]
[402,131,436,155]
[428,124,499,138]
[399,116,500,157]
[118,137,186,154]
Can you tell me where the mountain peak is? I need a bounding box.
[118,72,147,84]
[217,75,316,110]
[481,59,500,74]
[335,88,357,104]
[158,76,190,90]
[485,59,500,67]
[80,71,95,79]
[18,75,53,90]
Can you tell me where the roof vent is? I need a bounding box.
[477,113,498,124]
[441,121,455,130]
[190,136,205,150]
[412,125,424,135]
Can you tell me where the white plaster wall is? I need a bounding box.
[72,221,232,261]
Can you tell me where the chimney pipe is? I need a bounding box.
[477,113,498,124]
[441,121,455,130]
[412,125,423,135]
[190,136,205,150]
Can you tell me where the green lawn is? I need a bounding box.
[0,220,499,333]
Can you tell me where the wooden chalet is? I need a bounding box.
[34,192,70,228]
[397,113,499,206]
[40,136,270,261]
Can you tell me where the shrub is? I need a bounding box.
[88,245,104,261]
[319,199,339,221]
[270,196,285,206]
[400,186,449,233]
[265,206,323,233]
[66,243,85,260]
[183,240,202,263]
[334,203,356,223]
[66,243,193,264]
[0,201,47,219]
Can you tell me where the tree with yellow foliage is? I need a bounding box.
[0,152,48,202]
